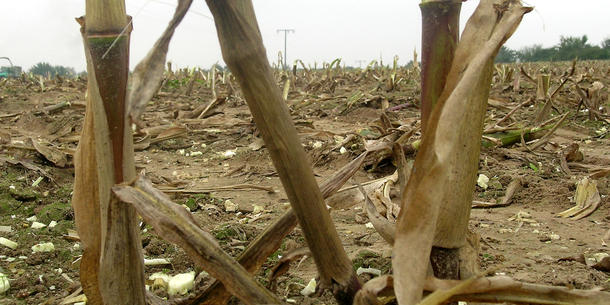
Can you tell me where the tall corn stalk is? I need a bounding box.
[205,1,360,303]
[72,1,145,304]
[393,1,532,304]
[420,0,464,283]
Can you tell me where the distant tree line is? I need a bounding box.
[29,62,77,77]
[496,35,610,63]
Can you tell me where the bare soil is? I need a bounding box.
[0,61,608,304]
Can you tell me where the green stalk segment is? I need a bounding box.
[87,34,130,182]
[419,0,461,130]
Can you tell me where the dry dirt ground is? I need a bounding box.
[0,61,608,304]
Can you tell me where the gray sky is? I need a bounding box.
[1,0,609,72]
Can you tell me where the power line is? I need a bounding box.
[276,29,295,70]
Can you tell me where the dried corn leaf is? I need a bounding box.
[112,176,279,305]
[350,274,610,305]
[31,137,67,167]
[423,276,610,304]
[418,274,482,305]
[353,275,395,305]
[558,177,601,220]
[127,0,193,123]
[152,125,187,144]
[359,183,395,245]
[326,172,397,210]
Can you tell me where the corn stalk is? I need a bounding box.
[205,1,361,303]
[72,1,145,304]
[419,0,463,283]
[393,1,532,304]
[419,0,461,130]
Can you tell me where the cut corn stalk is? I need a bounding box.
[72,1,145,303]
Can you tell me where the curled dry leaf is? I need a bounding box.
[558,177,601,220]
[326,171,397,210]
[31,137,68,167]
[248,137,265,151]
[154,125,188,142]
[353,275,395,305]
[592,255,610,272]
[472,177,522,208]
[134,125,188,151]
[127,0,194,124]
[358,183,396,245]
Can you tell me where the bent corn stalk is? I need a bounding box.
[205,1,361,303]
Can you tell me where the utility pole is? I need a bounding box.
[355,60,366,68]
[277,28,294,70]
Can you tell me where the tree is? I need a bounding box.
[29,62,76,77]
[29,62,55,76]
[559,35,589,49]
[516,35,610,62]
[556,35,589,60]
[54,65,76,77]
[495,46,517,63]
[518,44,555,62]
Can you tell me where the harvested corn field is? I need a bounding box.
[0,59,608,304]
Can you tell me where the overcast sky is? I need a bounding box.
[1,0,609,72]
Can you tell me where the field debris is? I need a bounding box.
[0,273,9,294]
[558,177,601,219]
[0,237,18,250]
[31,242,55,253]
[168,271,196,296]
[30,221,46,229]
[300,278,316,296]
[224,199,239,213]
[477,174,490,189]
